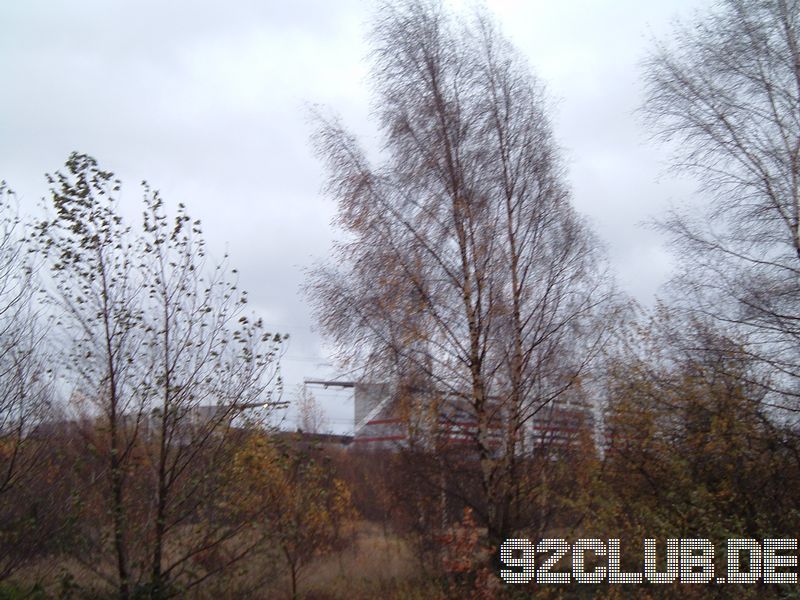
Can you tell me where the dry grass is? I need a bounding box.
[299,521,420,598]
[6,521,443,599]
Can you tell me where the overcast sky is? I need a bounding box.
[0,0,712,432]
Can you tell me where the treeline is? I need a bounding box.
[0,157,355,599]
[304,0,800,598]
[2,0,800,598]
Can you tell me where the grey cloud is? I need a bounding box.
[0,0,713,431]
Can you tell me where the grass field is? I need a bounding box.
[2,521,452,600]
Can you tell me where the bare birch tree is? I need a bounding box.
[0,183,53,580]
[0,183,50,495]
[644,0,800,409]
[296,385,327,434]
[308,0,617,550]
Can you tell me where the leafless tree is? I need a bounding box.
[0,183,53,580]
[643,0,800,410]
[295,385,327,434]
[308,0,618,551]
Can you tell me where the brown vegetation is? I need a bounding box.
[2,0,800,598]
